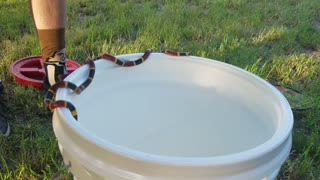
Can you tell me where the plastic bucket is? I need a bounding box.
[53,53,293,180]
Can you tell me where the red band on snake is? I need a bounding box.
[163,50,189,56]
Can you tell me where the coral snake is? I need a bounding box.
[44,49,189,120]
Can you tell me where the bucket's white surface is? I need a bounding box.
[53,53,293,180]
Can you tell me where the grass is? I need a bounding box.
[0,0,319,179]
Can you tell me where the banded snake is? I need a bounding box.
[44,49,189,120]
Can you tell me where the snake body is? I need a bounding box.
[45,58,96,120]
[44,49,188,120]
[102,49,152,67]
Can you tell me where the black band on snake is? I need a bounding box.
[44,49,189,120]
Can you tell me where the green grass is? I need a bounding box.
[0,0,319,179]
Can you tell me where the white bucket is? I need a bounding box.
[53,53,293,180]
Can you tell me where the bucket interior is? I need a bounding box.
[59,54,282,158]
